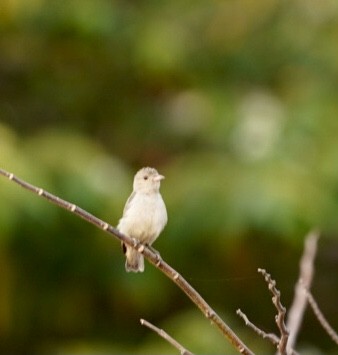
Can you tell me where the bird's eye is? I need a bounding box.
[143,176,148,180]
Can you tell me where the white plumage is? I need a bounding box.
[117,167,167,272]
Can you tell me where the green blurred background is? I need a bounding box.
[1,0,338,353]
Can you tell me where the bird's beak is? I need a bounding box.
[153,174,165,182]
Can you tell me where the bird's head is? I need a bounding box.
[133,167,165,193]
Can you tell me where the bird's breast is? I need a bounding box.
[119,193,167,244]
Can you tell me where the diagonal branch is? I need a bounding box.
[236,309,299,355]
[286,230,319,352]
[140,318,194,355]
[304,287,338,346]
[0,168,254,355]
[236,309,280,345]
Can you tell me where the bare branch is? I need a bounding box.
[258,269,289,355]
[140,318,194,355]
[0,168,254,355]
[236,310,299,355]
[304,287,338,346]
[286,230,319,352]
[236,309,280,345]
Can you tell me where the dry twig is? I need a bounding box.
[236,309,299,355]
[258,269,289,355]
[0,168,253,355]
[236,309,280,345]
[286,230,319,353]
[304,287,338,346]
[140,318,194,355]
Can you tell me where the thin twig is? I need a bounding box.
[304,287,338,346]
[0,168,254,355]
[258,269,289,355]
[236,309,280,345]
[236,310,299,355]
[140,318,194,355]
[286,230,319,352]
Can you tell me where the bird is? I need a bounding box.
[117,167,168,272]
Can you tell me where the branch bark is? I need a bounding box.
[140,318,194,355]
[237,309,280,345]
[304,287,338,346]
[286,230,319,353]
[258,269,289,355]
[237,304,299,355]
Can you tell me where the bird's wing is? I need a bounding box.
[122,190,136,217]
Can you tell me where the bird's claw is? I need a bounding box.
[146,244,162,262]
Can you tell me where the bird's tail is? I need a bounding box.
[123,244,144,272]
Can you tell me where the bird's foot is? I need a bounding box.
[146,244,162,262]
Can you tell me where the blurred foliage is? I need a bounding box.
[1,0,338,353]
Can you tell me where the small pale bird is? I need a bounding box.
[117,167,168,272]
